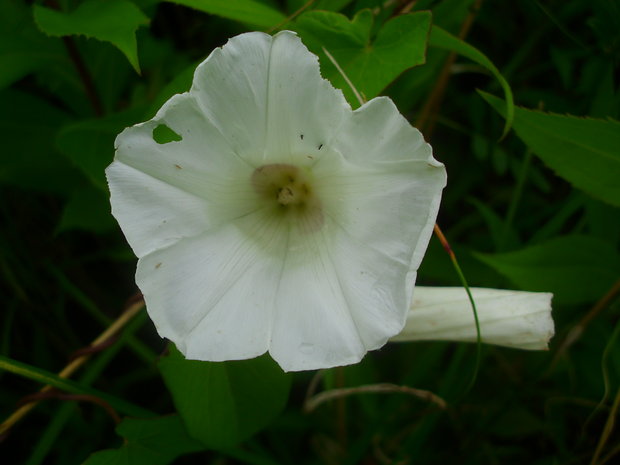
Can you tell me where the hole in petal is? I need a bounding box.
[152,124,182,144]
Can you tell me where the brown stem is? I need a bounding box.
[414,0,483,139]
[0,298,145,436]
[266,0,316,34]
[304,383,446,413]
[17,390,121,425]
[45,0,104,116]
[62,37,104,116]
[550,277,620,371]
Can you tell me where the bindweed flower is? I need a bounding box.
[106,30,447,372]
[391,287,554,350]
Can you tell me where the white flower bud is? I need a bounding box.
[392,287,554,350]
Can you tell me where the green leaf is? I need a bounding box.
[0,89,81,195]
[158,346,292,449]
[56,107,146,190]
[475,235,620,305]
[294,9,431,106]
[468,198,520,252]
[166,0,285,28]
[33,0,149,73]
[84,416,205,465]
[481,91,620,207]
[57,184,116,234]
[0,0,70,89]
[429,26,514,137]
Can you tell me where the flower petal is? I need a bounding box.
[108,92,259,257]
[108,30,450,372]
[326,97,447,273]
[263,31,349,164]
[321,221,414,353]
[136,210,290,361]
[191,31,349,167]
[107,161,211,258]
[191,32,272,165]
[269,227,366,372]
[392,287,555,350]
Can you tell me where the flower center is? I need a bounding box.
[251,163,323,233]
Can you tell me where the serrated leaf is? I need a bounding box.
[475,235,620,305]
[0,0,70,89]
[158,346,292,449]
[429,26,514,137]
[33,0,149,73]
[481,91,620,207]
[84,416,204,465]
[166,0,285,28]
[294,9,431,106]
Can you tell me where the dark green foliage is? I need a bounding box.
[1,1,619,464]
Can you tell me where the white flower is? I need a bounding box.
[391,287,554,350]
[106,30,447,372]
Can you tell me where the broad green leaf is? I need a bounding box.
[481,91,620,207]
[0,90,80,195]
[475,235,620,305]
[57,184,116,234]
[159,346,292,449]
[84,416,204,465]
[287,0,354,12]
[0,0,70,89]
[294,9,431,106]
[56,107,146,190]
[429,26,514,137]
[166,0,285,28]
[33,0,149,73]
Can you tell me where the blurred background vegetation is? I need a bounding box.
[1,0,619,464]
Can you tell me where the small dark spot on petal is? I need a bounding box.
[300,134,304,140]
[155,262,162,269]
[318,144,323,150]
[174,164,182,169]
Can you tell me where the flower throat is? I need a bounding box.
[251,163,323,232]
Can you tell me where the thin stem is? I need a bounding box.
[550,278,620,372]
[590,386,620,465]
[0,299,148,435]
[304,383,446,413]
[62,37,104,116]
[322,46,366,107]
[49,265,155,364]
[45,0,104,116]
[433,224,482,394]
[0,355,153,429]
[267,0,316,34]
[25,310,149,465]
[415,0,483,138]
